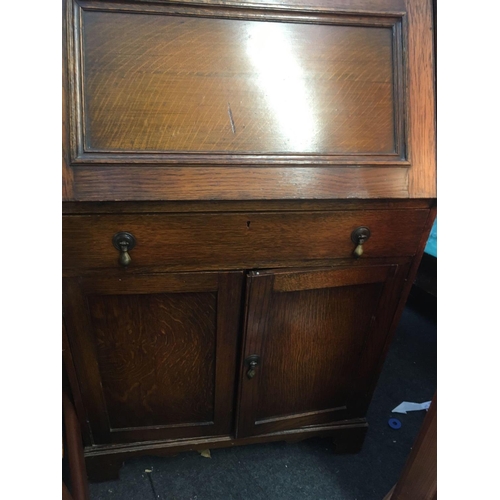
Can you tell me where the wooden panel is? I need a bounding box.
[74,3,402,161]
[407,0,436,197]
[255,283,384,421]
[82,12,395,155]
[63,0,436,202]
[62,0,73,199]
[71,166,410,201]
[62,199,433,215]
[62,209,429,271]
[62,392,90,500]
[87,291,217,429]
[80,0,407,17]
[273,265,390,291]
[62,271,244,444]
[63,320,91,446]
[80,273,219,294]
[236,264,405,437]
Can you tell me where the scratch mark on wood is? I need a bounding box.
[227,103,236,134]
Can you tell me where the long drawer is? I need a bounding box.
[62,210,429,271]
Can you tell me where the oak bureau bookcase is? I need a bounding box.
[62,0,436,480]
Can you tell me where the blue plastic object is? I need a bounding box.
[388,418,402,430]
[424,219,437,257]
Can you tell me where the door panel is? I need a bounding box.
[87,291,217,430]
[63,271,243,444]
[255,283,384,423]
[236,265,406,437]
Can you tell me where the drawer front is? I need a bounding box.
[63,210,429,271]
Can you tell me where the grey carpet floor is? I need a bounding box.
[89,303,437,500]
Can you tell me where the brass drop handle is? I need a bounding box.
[112,232,136,267]
[245,355,260,379]
[247,361,258,379]
[118,246,132,266]
[351,227,371,258]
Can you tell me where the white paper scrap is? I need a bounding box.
[392,401,431,414]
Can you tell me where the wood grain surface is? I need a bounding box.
[61,0,436,477]
[406,0,436,197]
[255,284,384,420]
[80,0,406,16]
[62,271,244,444]
[87,291,217,429]
[81,10,396,156]
[70,166,410,201]
[272,265,391,292]
[63,0,435,201]
[63,321,91,446]
[62,0,73,199]
[236,264,405,436]
[63,392,90,500]
[62,209,429,271]
[62,199,433,214]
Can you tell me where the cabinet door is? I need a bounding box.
[236,264,407,438]
[63,272,243,445]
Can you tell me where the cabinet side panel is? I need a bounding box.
[407,0,436,197]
